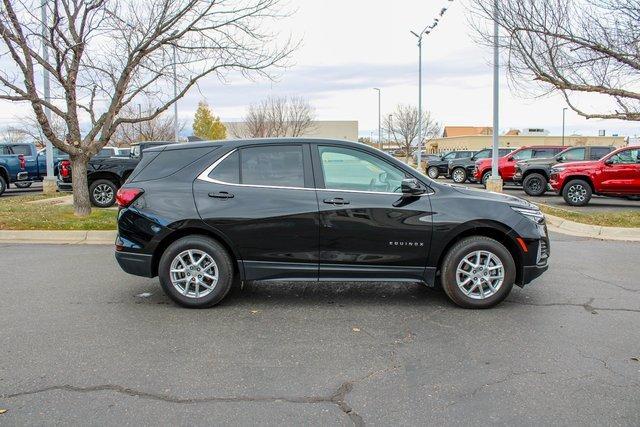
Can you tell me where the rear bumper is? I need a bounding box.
[56,179,72,192]
[16,171,28,181]
[115,250,154,277]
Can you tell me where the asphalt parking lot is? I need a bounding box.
[1,234,639,425]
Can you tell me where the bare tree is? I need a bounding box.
[384,104,440,163]
[0,126,30,144]
[113,103,185,146]
[12,114,68,148]
[472,0,640,121]
[239,95,315,138]
[0,0,295,215]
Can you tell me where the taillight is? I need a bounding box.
[59,160,71,177]
[116,187,144,208]
[18,154,26,169]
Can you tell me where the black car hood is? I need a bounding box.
[443,183,535,209]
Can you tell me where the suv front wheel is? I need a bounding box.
[562,179,592,206]
[451,167,467,183]
[89,179,118,207]
[523,173,547,196]
[427,166,439,179]
[440,236,515,309]
[158,236,234,308]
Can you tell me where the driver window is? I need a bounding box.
[563,148,585,161]
[512,149,533,160]
[319,146,406,193]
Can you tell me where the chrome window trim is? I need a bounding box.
[196,149,434,196]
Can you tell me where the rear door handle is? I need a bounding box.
[323,197,350,205]
[208,191,234,199]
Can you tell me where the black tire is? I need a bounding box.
[451,167,467,184]
[481,171,492,187]
[523,173,547,196]
[427,166,440,179]
[440,236,515,309]
[14,181,33,189]
[0,175,6,196]
[89,179,118,207]
[562,179,592,206]
[158,236,234,308]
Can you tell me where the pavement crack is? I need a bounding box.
[2,382,366,425]
[505,298,640,314]
[578,272,640,293]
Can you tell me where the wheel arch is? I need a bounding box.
[88,172,122,187]
[522,168,549,180]
[0,166,8,183]
[435,222,523,286]
[151,225,243,280]
[560,174,594,193]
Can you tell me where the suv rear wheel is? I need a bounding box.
[158,236,234,308]
[562,179,592,206]
[89,179,118,207]
[523,173,547,196]
[440,236,515,309]
[427,166,439,179]
[451,167,467,183]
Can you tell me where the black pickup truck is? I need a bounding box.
[513,145,615,196]
[57,141,174,207]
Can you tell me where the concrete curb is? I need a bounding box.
[0,230,116,245]
[544,213,640,242]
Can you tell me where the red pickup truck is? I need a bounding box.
[474,146,566,186]
[549,146,640,206]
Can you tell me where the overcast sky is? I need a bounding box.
[1,0,638,139]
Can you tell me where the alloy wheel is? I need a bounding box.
[567,184,587,204]
[452,169,466,183]
[427,167,438,179]
[93,184,114,205]
[527,177,542,193]
[170,249,219,299]
[455,250,504,300]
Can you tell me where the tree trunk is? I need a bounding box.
[70,155,92,217]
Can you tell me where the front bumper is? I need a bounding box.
[512,171,523,183]
[115,250,154,277]
[522,263,549,285]
[548,173,561,192]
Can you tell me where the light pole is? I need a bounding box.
[562,107,567,146]
[41,1,55,194]
[486,0,503,192]
[387,114,393,151]
[410,30,425,168]
[373,88,381,149]
[172,31,179,142]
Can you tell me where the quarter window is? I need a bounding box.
[241,145,304,187]
[590,147,611,160]
[319,146,406,193]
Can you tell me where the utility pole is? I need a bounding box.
[387,114,393,151]
[486,0,503,192]
[373,88,381,149]
[172,32,179,142]
[410,30,424,168]
[41,1,55,194]
[562,107,567,146]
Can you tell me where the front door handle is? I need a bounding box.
[208,191,234,199]
[323,197,350,205]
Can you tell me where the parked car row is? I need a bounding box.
[0,142,69,196]
[424,144,640,206]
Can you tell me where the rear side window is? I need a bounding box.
[128,146,218,183]
[0,146,10,155]
[241,145,304,188]
[10,145,30,155]
[590,147,612,160]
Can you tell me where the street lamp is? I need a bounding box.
[562,107,568,146]
[40,1,55,194]
[487,0,503,192]
[373,88,381,149]
[387,114,393,151]
[410,29,427,168]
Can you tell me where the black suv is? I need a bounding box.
[115,138,549,309]
[513,145,614,196]
[425,150,475,179]
[448,148,515,183]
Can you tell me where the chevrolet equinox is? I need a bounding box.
[115,139,549,309]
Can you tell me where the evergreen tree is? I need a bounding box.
[193,101,227,140]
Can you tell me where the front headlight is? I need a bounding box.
[511,206,545,224]
[550,166,566,173]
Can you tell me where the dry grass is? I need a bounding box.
[539,204,640,228]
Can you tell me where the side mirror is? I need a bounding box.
[604,158,614,166]
[401,178,426,196]
[507,156,514,162]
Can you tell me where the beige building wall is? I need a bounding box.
[224,120,358,141]
[427,135,626,153]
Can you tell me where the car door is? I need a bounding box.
[312,144,433,282]
[600,148,640,193]
[193,143,320,281]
